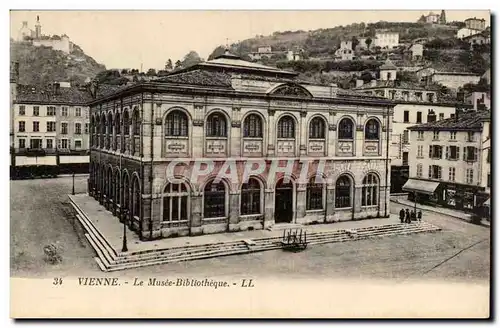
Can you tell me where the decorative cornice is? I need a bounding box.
[231,121,241,128]
[329,124,337,131]
[192,120,204,127]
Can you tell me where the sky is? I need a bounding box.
[10,10,490,71]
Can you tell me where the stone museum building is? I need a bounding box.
[87,50,395,240]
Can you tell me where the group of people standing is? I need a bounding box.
[399,208,422,223]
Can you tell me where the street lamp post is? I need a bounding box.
[72,172,75,195]
[122,209,128,252]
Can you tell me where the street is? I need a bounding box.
[10,177,490,283]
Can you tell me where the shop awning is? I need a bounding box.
[402,179,440,196]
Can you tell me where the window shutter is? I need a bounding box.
[463,147,466,161]
[474,147,478,161]
[446,146,449,159]
[438,167,442,180]
[429,145,432,158]
[428,165,432,178]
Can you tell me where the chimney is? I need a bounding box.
[356,79,364,88]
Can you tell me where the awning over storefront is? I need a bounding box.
[402,179,440,196]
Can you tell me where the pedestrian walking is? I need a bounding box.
[411,210,416,221]
[405,209,411,223]
[399,208,405,223]
[417,210,422,221]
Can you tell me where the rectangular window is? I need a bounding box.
[429,145,443,159]
[416,112,422,123]
[47,106,56,116]
[450,132,456,140]
[487,173,491,188]
[30,139,42,149]
[18,121,25,132]
[433,131,439,140]
[19,106,25,116]
[46,139,53,149]
[403,111,409,123]
[61,123,68,134]
[416,164,423,178]
[467,132,475,142]
[417,145,423,158]
[75,123,82,134]
[85,123,89,134]
[417,131,424,140]
[466,169,474,184]
[46,121,56,132]
[402,152,409,166]
[33,106,39,116]
[487,149,490,163]
[75,140,82,149]
[403,130,409,144]
[61,139,68,149]
[427,93,434,102]
[61,107,68,116]
[75,108,81,117]
[446,146,459,160]
[448,167,455,182]
[464,146,478,162]
[429,165,442,179]
[439,113,444,120]
[450,113,455,119]
[33,121,39,132]
[19,138,26,149]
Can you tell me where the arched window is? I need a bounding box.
[365,119,380,140]
[115,113,121,135]
[132,177,140,218]
[162,183,189,222]
[362,173,379,206]
[335,175,352,208]
[165,110,188,136]
[277,116,295,138]
[206,113,227,137]
[243,114,263,138]
[132,109,140,135]
[241,178,261,215]
[204,180,226,218]
[309,117,325,139]
[123,111,130,135]
[107,113,113,149]
[90,116,95,147]
[100,115,106,148]
[338,118,354,139]
[306,177,324,210]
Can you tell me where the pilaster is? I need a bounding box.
[228,192,240,231]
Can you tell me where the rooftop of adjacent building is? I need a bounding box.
[408,109,490,131]
[354,79,441,92]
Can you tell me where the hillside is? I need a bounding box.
[10,40,106,86]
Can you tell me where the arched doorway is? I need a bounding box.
[122,173,130,224]
[107,167,113,210]
[275,178,294,223]
[114,170,120,217]
[131,176,141,230]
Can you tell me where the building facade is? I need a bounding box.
[87,51,395,241]
[16,16,73,54]
[12,83,91,169]
[429,72,481,90]
[465,17,486,31]
[405,109,490,212]
[374,32,399,49]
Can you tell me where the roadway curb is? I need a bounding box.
[390,199,490,228]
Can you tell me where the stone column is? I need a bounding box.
[263,189,275,229]
[296,183,307,221]
[145,196,162,240]
[325,186,335,223]
[228,192,240,232]
[190,193,203,236]
[299,111,307,156]
[267,109,275,156]
[354,186,363,215]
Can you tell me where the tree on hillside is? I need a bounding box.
[147,68,156,76]
[360,71,373,83]
[365,38,372,49]
[351,37,360,50]
[121,69,129,74]
[165,59,173,70]
[174,60,182,70]
[417,15,426,23]
[181,51,203,68]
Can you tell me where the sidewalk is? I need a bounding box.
[392,199,490,227]
[70,194,402,254]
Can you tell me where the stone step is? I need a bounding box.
[267,223,306,231]
[78,214,118,262]
[84,231,117,265]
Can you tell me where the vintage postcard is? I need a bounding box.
[9,9,491,318]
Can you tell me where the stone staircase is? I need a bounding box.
[69,199,442,272]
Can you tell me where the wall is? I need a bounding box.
[431,74,481,90]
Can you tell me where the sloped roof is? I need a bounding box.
[16,84,93,105]
[379,59,397,70]
[156,70,232,88]
[408,110,490,131]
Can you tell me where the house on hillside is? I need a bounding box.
[428,71,481,90]
[462,30,490,50]
[334,40,356,61]
[408,44,423,61]
[248,46,276,60]
[374,31,399,49]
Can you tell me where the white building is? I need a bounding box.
[374,32,399,49]
[15,15,73,54]
[457,27,484,39]
[429,72,481,90]
[405,109,490,214]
